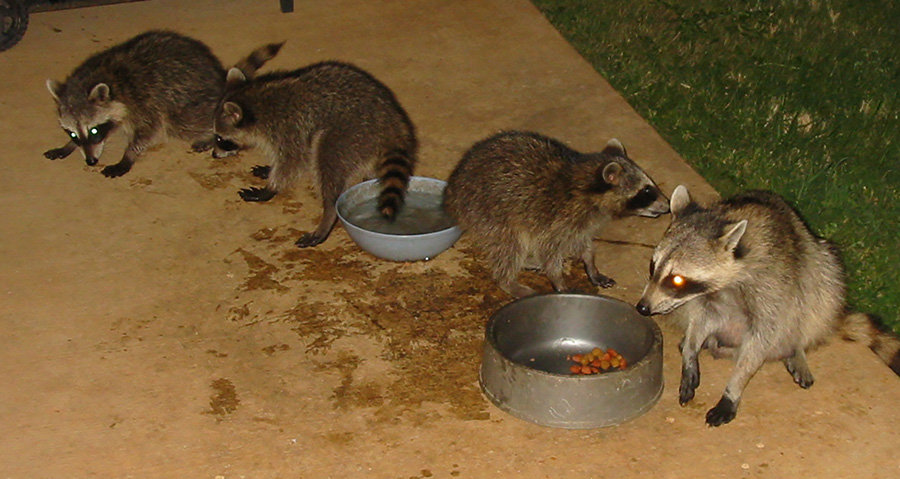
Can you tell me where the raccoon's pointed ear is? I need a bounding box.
[89,83,111,103]
[222,102,243,126]
[46,79,62,102]
[226,67,248,89]
[721,220,748,253]
[601,161,624,186]
[670,185,693,217]
[602,138,626,157]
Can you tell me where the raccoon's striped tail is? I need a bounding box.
[233,41,284,78]
[377,148,414,220]
[840,312,900,376]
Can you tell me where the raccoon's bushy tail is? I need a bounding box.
[233,42,284,78]
[377,148,414,220]
[840,312,900,376]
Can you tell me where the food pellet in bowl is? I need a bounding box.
[566,347,628,375]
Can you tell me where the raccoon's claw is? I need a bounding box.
[706,397,738,427]
[239,187,276,202]
[251,165,271,179]
[44,148,72,160]
[678,384,696,406]
[295,232,326,248]
[101,162,132,178]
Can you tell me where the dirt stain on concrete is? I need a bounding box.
[223,230,546,423]
[206,378,240,418]
[232,247,289,293]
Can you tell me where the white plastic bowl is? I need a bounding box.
[336,176,462,262]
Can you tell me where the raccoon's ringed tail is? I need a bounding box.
[840,312,900,376]
[377,148,413,220]
[233,42,284,77]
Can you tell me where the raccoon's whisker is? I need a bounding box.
[596,238,657,249]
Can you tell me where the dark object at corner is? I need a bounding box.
[0,0,28,52]
[1,1,293,52]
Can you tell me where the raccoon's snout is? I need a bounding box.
[636,301,653,317]
[85,156,98,166]
[642,201,671,218]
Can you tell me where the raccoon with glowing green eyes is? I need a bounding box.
[45,30,280,178]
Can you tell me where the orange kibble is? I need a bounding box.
[591,347,603,357]
[601,352,611,361]
[600,360,611,370]
[590,359,602,367]
[590,366,599,374]
[572,354,583,363]
[580,365,592,375]
[610,357,620,368]
[607,348,618,357]
[570,364,582,374]
[619,359,628,369]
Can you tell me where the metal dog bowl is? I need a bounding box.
[480,293,663,428]
[336,176,462,262]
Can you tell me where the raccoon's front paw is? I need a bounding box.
[706,397,738,427]
[44,147,72,160]
[101,162,132,178]
[295,232,326,248]
[679,368,700,405]
[239,187,276,202]
[589,274,616,289]
[251,165,271,180]
[190,138,215,153]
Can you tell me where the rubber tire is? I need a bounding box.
[0,0,29,52]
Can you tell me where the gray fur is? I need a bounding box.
[637,185,900,426]
[212,61,418,248]
[443,131,669,298]
[45,30,281,178]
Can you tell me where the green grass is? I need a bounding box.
[532,0,900,333]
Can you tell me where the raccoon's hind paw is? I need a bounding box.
[784,358,815,389]
[499,282,537,299]
[706,397,738,427]
[44,147,72,160]
[251,165,271,180]
[239,187,276,202]
[588,273,616,289]
[295,232,326,248]
[101,162,132,178]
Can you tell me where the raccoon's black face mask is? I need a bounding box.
[215,135,240,152]
[65,121,115,166]
[213,135,242,159]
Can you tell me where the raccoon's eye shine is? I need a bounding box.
[66,130,82,146]
[215,135,240,152]
[85,122,114,144]
[664,274,709,297]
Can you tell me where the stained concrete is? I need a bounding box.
[1,0,898,477]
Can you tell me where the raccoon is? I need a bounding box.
[443,131,669,298]
[211,61,417,248]
[44,30,282,178]
[636,185,900,426]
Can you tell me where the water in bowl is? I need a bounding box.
[343,190,456,235]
